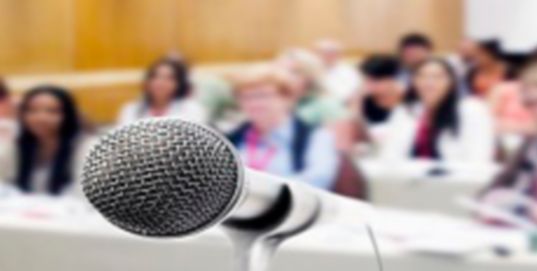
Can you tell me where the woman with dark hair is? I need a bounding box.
[380,58,495,166]
[0,86,92,196]
[467,40,510,97]
[0,78,13,117]
[118,58,207,125]
[359,54,403,126]
[0,78,16,141]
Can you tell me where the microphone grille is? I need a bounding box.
[82,118,243,237]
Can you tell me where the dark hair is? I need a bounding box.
[466,40,512,92]
[143,58,191,103]
[405,58,460,154]
[16,85,81,195]
[399,33,434,51]
[477,39,503,60]
[0,78,9,100]
[360,55,400,79]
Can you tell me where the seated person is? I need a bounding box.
[314,39,362,102]
[0,78,16,141]
[359,55,403,126]
[446,38,478,93]
[118,57,207,125]
[488,81,534,137]
[275,48,349,126]
[276,49,368,153]
[380,58,495,166]
[397,33,434,86]
[193,73,236,125]
[228,69,340,190]
[480,61,537,224]
[0,78,14,118]
[467,40,510,98]
[446,38,478,79]
[0,86,93,196]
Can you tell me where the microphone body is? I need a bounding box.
[82,117,371,238]
[81,118,373,271]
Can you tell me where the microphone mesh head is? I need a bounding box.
[82,118,243,237]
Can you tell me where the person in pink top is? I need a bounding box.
[489,81,535,136]
[481,61,537,225]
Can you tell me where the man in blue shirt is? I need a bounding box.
[228,69,340,190]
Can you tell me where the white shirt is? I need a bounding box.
[117,99,208,126]
[0,135,96,197]
[322,63,362,102]
[379,98,495,167]
[30,164,52,194]
[0,119,16,142]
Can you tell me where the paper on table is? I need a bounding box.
[294,209,526,257]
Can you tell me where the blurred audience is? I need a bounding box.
[1,30,533,219]
[380,58,495,164]
[118,58,207,125]
[0,86,92,196]
[467,40,510,98]
[480,61,537,224]
[314,39,362,103]
[228,69,340,190]
[397,33,434,86]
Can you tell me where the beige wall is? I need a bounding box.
[0,0,463,75]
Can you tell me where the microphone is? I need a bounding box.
[82,118,372,238]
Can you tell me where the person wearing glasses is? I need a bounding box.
[228,68,340,190]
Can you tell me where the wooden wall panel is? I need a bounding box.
[0,0,463,74]
[73,0,178,69]
[0,0,73,74]
[73,83,140,124]
[174,0,289,62]
[345,0,463,53]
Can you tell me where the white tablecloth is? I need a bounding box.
[0,196,535,271]
[357,159,501,216]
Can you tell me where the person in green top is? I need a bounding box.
[275,49,351,126]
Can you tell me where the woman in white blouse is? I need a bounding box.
[380,58,495,167]
[118,58,207,125]
[0,86,93,196]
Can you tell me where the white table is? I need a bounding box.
[0,196,535,271]
[357,159,501,216]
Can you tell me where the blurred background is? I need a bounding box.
[1,0,537,270]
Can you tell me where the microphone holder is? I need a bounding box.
[223,184,321,271]
[224,227,286,271]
